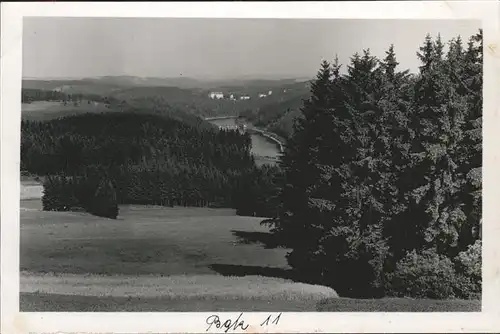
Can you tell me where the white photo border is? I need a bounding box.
[2,1,499,333]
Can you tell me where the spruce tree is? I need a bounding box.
[458,30,483,249]
[322,49,389,295]
[267,60,335,281]
[398,33,480,259]
[90,178,119,219]
[377,45,416,265]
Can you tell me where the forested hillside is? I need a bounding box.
[264,31,483,299]
[241,96,305,139]
[239,84,308,139]
[23,78,311,122]
[21,112,282,217]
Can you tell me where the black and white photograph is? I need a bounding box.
[2,1,499,333]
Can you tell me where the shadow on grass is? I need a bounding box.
[209,263,297,281]
[230,230,284,249]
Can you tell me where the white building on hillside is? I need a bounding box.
[259,93,267,98]
[240,96,250,100]
[209,92,224,99]
[268,90,273,95]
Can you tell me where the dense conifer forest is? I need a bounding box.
[263,31,483,299]
[21,112,282,217]
[240,91,308,139]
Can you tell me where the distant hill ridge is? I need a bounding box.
[21,76,312,133]
[23,75,312,91]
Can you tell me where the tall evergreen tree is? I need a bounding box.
[321,49,390,295]
[406,33,475,257]
[457,30,483,248]
[90,178,119,219]
[267,60,336,280]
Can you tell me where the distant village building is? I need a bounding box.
[209,92,224,99]
[229,94,235,100]
[240,96,250,100]
[268,90,273,95]
[258,93,267,98]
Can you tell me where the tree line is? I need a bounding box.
[21,88,121,106]
[263,31,482,299]
[21,112,281,218]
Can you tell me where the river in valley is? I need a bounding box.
[207,117,281,167]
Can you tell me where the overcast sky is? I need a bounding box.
[23,18,480,80]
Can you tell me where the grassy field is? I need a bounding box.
[21,101,115,121]
[21,200,340,311]
[20,292,320,312]
[20,293,480,312]
[21,205,291,276]
[317,297,480,312]
[20,193,481,312]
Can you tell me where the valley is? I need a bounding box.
[6,15,485,327]
[18,54,482,312]
[206,116,282,166]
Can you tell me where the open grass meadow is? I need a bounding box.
[21,205,291,277]
[20,183,481,312]
[21,101,115,121]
